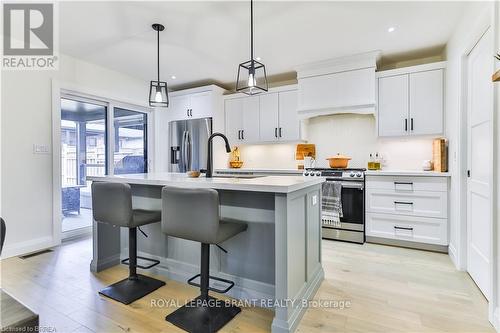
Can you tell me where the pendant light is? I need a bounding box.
[149,23,169,107]
[236,0,268,95]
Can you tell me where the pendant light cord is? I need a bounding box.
[250,0,253,63]
[157,29,160,84]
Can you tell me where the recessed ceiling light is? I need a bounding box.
[388,27,395,33]
[256,57,261,61]
[171,75,176,79]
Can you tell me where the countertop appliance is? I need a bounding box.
[303,168,365,244]
[169,117,212,173]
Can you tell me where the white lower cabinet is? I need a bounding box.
[366,175,449,247]
[366,213,447,246]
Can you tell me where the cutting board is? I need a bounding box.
[433,138,448,172]
[296,144,316,160]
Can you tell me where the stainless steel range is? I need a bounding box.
[303,168,365,244]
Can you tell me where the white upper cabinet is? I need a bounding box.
[241,96,260,142]
[378,75,408,137]
[189,91,213,119]
[168,89,214,120]
[225,86,303,145]
[409,70,444,135]
[278,90,300,141]
[224,98,243,144]
[259,93,279,141]
[377,62,445,137]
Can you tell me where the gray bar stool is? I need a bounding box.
[161,186,248,333]
[91,182,166,305]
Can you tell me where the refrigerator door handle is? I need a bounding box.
[186,130,192,171]
[181,130,188,172]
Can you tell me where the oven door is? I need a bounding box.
[339,181,364,231]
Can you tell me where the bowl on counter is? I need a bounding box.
[229,161,244,169]
[187,170,201,178]
[326,154,351,168]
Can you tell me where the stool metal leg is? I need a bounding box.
[200,243,210,300]
[165,242,241,332]
[99,227,165,305]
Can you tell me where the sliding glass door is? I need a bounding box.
[60,97,107,233]
[59,96,151,237]
[113,108,148,174]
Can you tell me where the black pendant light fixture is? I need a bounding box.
[236,0,268,95]
[149,23,169,107]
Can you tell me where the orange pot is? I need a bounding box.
[326,154,351,169]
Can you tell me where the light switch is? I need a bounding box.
[33,144,50,154]
[312,195,318,205]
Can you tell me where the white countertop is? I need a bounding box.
[365,170,450,177]
[88,172,324,193]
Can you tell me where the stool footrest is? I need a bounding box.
[121,256,160,270]
[187,274,235,294]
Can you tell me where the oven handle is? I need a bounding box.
[340,182,364,190]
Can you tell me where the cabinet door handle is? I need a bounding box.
[241,130,244,140]
[279,127,282,138]
[238,130,241,140]
[275,128,278,138]
[404,119,408,131]
[394,182,413,186]
[394,226,413,231]
[410,118,414,131]
[187,109,189,117]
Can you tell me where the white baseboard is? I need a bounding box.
[492,306,500,332]
[1,236,56,259]
[448,243,459,269]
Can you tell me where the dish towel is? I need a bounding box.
[322,182,343,224]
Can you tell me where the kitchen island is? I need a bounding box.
[88,172,324,333]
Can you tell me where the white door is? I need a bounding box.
[259,93,279,142]
[169,94,190,120]
[224,98,243,144]
[190,91,212,119]
[241,96,260,143]
[378,75,409,137]
[409,69,444,135]
[278,90,300,141]
[467,28,493,300]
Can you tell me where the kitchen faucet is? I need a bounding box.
[206,132,231,178]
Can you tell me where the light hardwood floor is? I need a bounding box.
[1,237,494,333]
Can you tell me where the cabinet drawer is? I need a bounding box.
[366,176,447,192]
[366,213,447,245]
[366,189,447,218]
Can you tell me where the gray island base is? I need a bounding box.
[88,173,325,333]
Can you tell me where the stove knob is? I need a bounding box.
[356,172,362,177]
[315,171,322,177]
[350,172,355,177]
[303,171,309,176]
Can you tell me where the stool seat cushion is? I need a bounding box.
[216,219,248,244]
[131,209,161,228]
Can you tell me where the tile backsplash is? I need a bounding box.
[236,114,436,170]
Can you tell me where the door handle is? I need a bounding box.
[404,119,408,132]
[275,128,278,138]
[410,118,414,131]
[238,130,241,140]
[279,127,282,138]
[241,129,244,140]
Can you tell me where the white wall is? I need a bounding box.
[238,114,434,170]
[1,54,149,258]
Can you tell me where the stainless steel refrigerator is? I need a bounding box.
[168,117,212,173]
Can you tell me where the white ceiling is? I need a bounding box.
[60,1,466,89]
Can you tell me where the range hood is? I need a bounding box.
[295,51,381,119]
